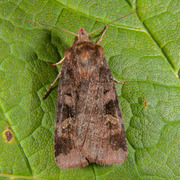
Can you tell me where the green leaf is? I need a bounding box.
[0,0,179,179]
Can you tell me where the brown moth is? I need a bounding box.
[17,7,146,169]
[53,27,127,168]
[45,10,141,169]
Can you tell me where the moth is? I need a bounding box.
[52,27,127,169]
[17,7,145,169]
[51,26,128,169]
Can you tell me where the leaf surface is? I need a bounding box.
[0,0,179,179]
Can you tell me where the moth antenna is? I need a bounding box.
[15,17,78,36]
[88,6,148,36]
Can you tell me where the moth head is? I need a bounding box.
[77,28,91,42]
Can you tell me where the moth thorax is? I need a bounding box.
[79,51,90,63]
[76,50,96,78]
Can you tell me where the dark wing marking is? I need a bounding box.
[54,59,88,169]
[81,58,127,165]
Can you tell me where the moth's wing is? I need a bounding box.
[82,58,127,165]
[54,59,88,169]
